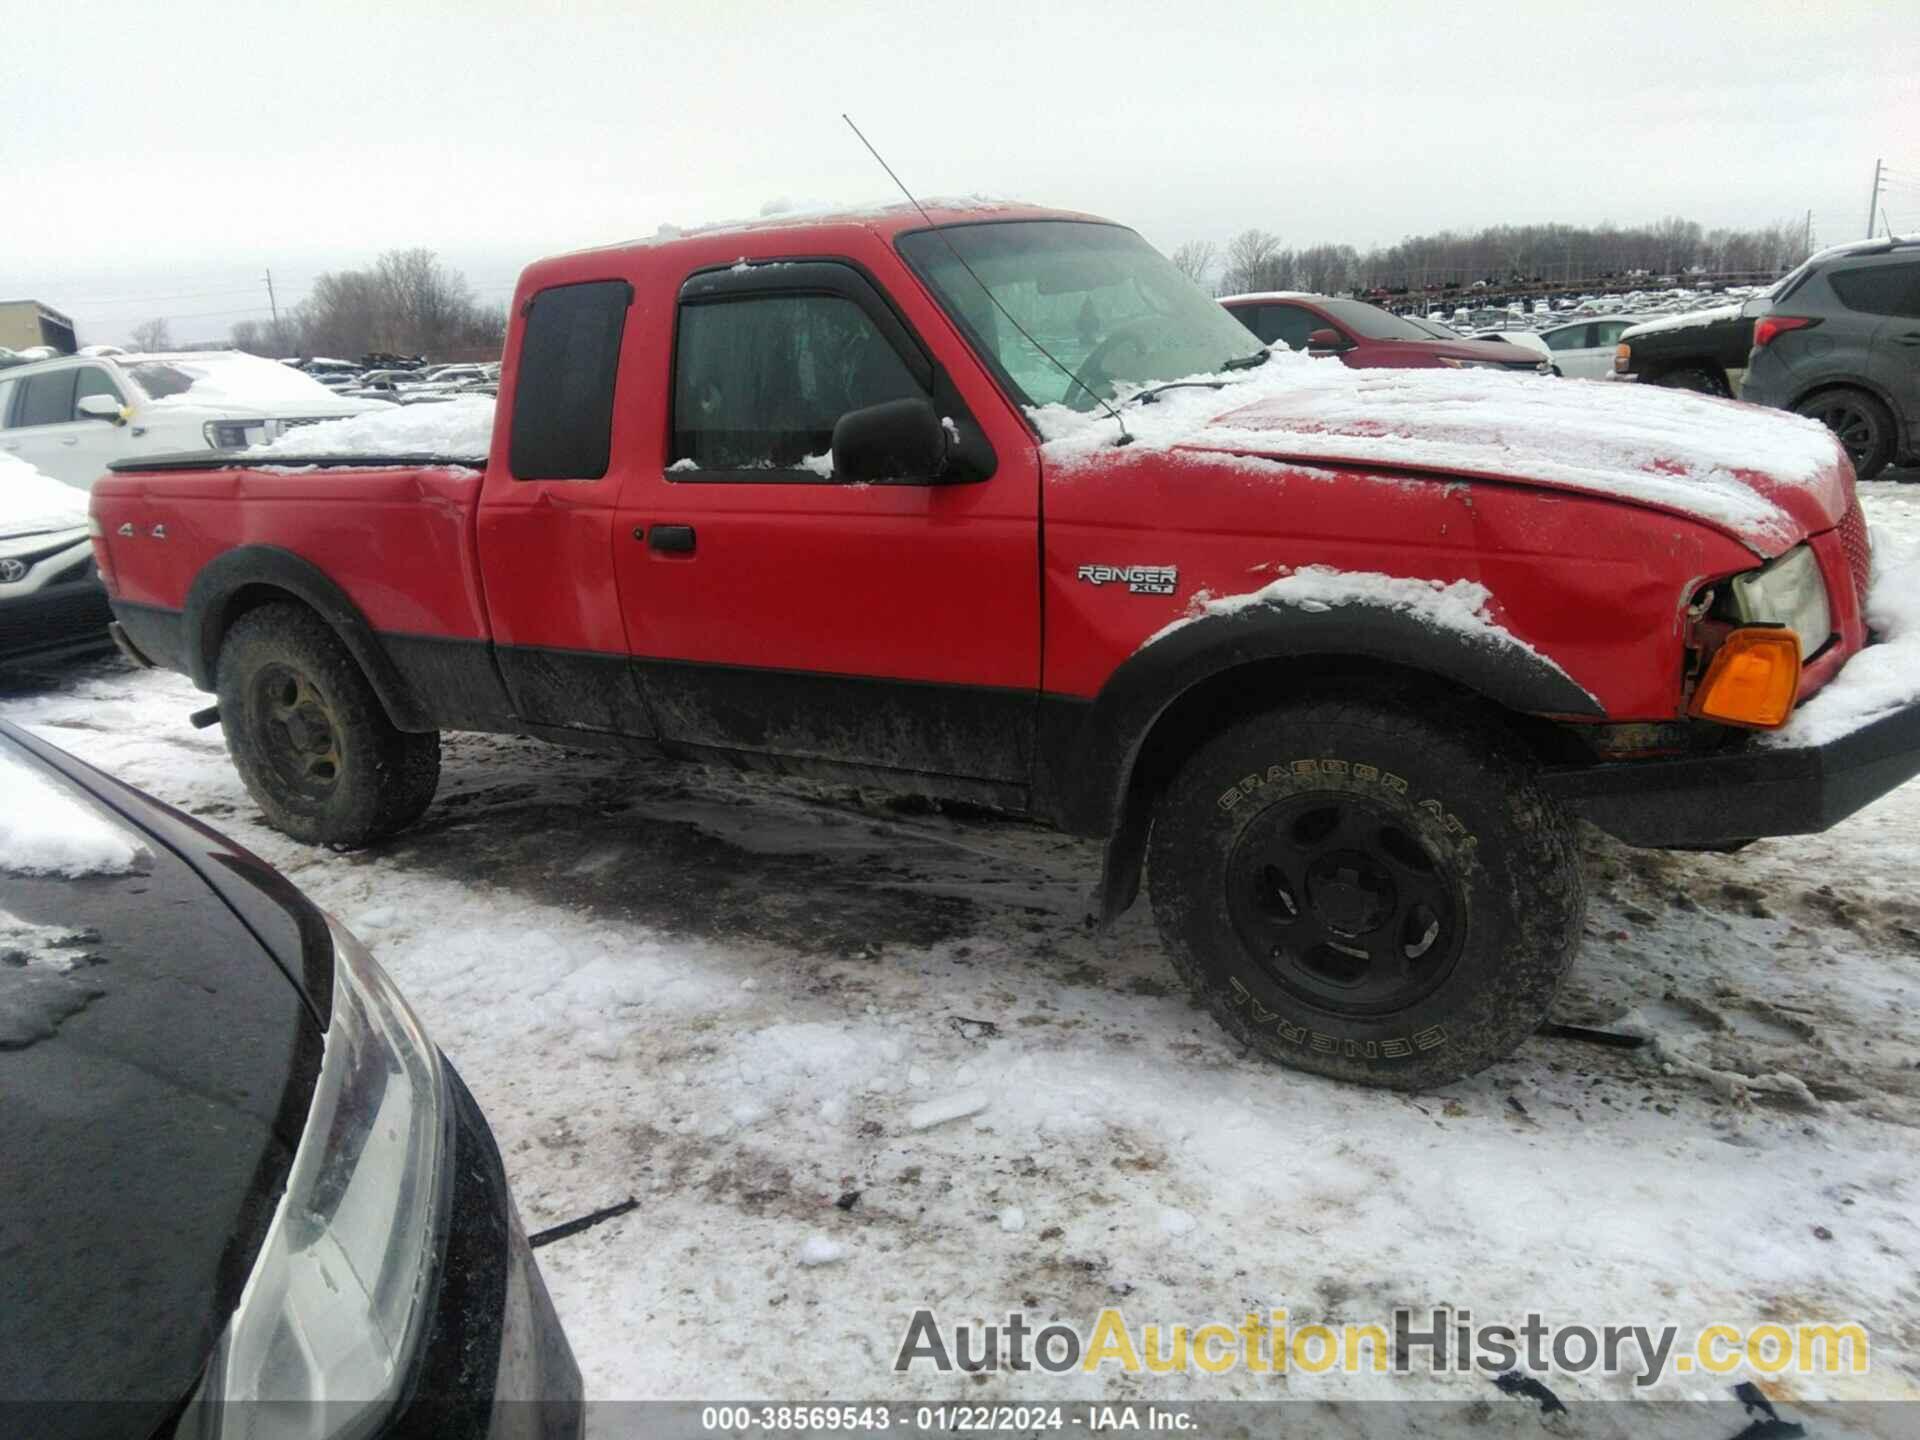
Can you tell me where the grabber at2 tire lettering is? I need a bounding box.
[1146,695,1585,1088]
[216,602,442,847]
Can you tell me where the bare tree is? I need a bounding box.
[1168,239,1218,288]
[1219,229,1290,295]
[129,317,174,352]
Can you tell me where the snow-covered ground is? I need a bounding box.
[2,484,1917,1427]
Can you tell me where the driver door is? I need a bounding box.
[611,260,1042,793]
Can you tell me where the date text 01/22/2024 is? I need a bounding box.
[697,1403,1196,1431]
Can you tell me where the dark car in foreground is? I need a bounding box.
[1220,292,1550,372]
[0,721,582,1437]
[1741,235,1920,480]
[0,454,112,671]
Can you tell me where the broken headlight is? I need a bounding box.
[1728,544,1832,657]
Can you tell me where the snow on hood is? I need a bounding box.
[0,751,147,879]
[0,453,89,535]
[241,395,495,460]
[1034,350,1850,554]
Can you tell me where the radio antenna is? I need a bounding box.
[841,113,1132,446]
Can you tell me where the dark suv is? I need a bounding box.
[1743,237,1920,479]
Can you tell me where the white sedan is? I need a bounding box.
[0,351,390,489]
[1535,317,1640,379]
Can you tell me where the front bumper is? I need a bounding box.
[0,577,114,668]
[1544,699,1920,847]
[385,1063,583,1439]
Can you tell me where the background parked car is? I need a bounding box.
[0,351,391,489]
[0,720,584,1435]
[0,453,110,669]
[1611,304,1752,396]
[1222,292,1550,372]
[1532,317,1639,378]
[1741,235,1920,480]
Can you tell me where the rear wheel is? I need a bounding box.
[1654,366,1731,397]
[216,603,440,846]
[1793,388,1895,480]
[1147,697,1584,1089]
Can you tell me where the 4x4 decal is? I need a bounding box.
[1076,563,1177,596]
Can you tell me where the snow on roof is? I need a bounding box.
[0,452,88,533]
[0,750,146,879]
[555,195,1039,262]
[1033,348,1844,552]
[1216,291,1325,304]
[241,394,495,460]
[1620,303,1744,338]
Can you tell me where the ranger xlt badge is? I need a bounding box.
[1077,564,1178,596]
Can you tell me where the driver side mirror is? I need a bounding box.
[1306,328,1351,352]
[831,397,950,484]
[76,393,126,424]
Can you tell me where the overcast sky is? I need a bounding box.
[5,0,1915,345]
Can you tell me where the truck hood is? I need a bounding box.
[1167,362,1852,555]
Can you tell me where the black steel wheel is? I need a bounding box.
[216,602,440,846]
[1148,694,1584,1088]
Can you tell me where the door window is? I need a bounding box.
[0,377,15,427]
[1546,324,1595,352]
[15,371,77,428]
[72,367,124,415]
[671,293,926,475]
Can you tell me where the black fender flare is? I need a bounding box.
[183,545,431,732]
[1038,604,1605,925]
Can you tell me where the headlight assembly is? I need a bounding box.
[181,918,447,1440]
[1728,544,1832,657]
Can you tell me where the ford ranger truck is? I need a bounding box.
[86,202,1920,1090]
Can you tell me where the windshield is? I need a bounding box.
[1313,299,1447,342]
[127,353,344,407]
[897,221,1263,410]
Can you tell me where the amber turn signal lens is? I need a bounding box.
[1690,627,1802,729]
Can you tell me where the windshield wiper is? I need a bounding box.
[1126,348,1271,407]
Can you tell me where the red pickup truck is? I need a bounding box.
[88,201,1920,1089]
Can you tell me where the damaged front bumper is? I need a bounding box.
[1544,698,1920,848]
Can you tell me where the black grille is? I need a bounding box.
[0,585,113,660]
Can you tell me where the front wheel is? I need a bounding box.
[1147,697,1584,1089]
[216,602,441,847]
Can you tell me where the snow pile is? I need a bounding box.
[1147,564,1591,696]
[0,753,145,878]
[0,452,89,527]
[1770,498,1920,747]
[1034,351,1845,551]
[1620,303,1744,338]
[796,1236,848,1267]
[242,396,495,461]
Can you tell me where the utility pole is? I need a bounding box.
[1865,159,1885,239]
[264,269,281,350]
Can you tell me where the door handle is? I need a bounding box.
[646,524,696,554]
[1894,333,1920,347]
[61,436,80,445]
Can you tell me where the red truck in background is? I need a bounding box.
[89,202,1920,1089]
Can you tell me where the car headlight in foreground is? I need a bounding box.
[1730,544,1832,657]
[180,917,447,1439]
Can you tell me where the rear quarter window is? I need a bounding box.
[508,279,632,481]
[1827,261,1920,319]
